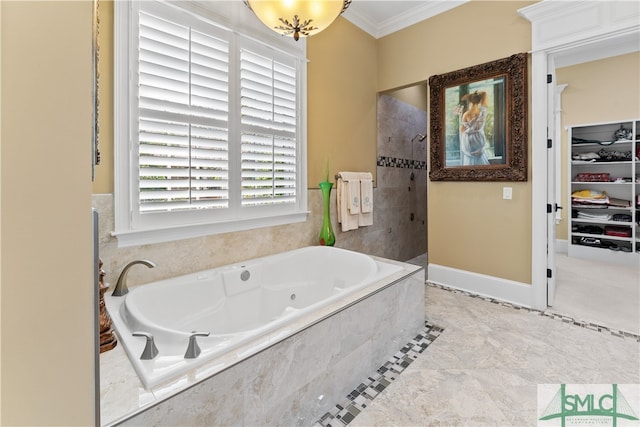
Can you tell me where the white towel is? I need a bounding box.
[358,172,373,226]
[360,173,373,213]
[347,179,360,214]
[336,175,360,232]
[337,172,373,230]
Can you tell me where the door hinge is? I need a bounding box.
[547,139,552,148]
[547,74,553,84]
[547,268,552,279]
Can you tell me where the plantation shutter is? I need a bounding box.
[240,49,297,206]
[138,10,230,213]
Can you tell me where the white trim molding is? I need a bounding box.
[518,0,640,311]
[428,264,533,308]
[555,239,568,255]
[343,1,469,39]
[519,1,639,55]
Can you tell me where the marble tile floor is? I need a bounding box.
[320,283,639,426]
[314,321,444,426]
[549,253,639,334]
[405,252,639,335]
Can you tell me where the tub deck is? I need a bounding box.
[100,253,424,426]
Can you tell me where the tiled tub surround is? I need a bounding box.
[100,257,424,426]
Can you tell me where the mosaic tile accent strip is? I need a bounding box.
[313,321,443,427]
[377,155,427,170]
[426,281,640,342]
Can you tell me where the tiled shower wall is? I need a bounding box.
[375,93,428,261]
[93,94,427,286]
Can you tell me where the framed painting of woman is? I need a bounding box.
[428,53,528,181]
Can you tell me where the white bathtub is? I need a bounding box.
[105,246,404,389]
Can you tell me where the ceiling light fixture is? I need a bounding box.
[245,0,352,41]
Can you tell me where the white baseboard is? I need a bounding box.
[427,264,533,308]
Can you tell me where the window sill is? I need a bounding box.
[113,211,309,248]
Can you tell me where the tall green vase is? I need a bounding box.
[318,181,336,246]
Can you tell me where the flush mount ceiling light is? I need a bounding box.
[245,0,351,41]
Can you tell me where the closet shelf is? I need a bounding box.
[571,161,633,166]
[571,232,631,242]
[572,218,633,225]
[568,119,639,267]
[571,181,633,185]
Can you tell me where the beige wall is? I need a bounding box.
[1,1,96,425]
[556,52,640,240]
[307,17,378,186]
[378,1,536,283]
[385,84,428,112]
[93,0,114,195]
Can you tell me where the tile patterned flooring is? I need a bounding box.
[315,281,640,426]
[314,321,444,426]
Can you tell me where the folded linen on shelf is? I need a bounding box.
[576,211,613,221]
[574,172,610,182]
[604,225,632,237]
[571,189,608,200]
[571,189,609,206]
[608,197,631,208]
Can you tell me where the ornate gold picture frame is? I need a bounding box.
[428,53,528,181]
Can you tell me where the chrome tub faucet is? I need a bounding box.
[184,332,210,359]
[132,332,159,360]
[112,259,157,296]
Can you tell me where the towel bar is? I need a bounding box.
[335,173,375,185]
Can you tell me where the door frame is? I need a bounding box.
[519,1,640,310]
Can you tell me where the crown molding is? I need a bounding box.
[343,0,469,39]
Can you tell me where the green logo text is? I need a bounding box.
[540,384,639,426]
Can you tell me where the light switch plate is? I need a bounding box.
[503,187,513,200]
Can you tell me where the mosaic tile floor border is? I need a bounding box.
[313,321,443,427]
[426,281,640,342]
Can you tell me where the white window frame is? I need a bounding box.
[114,0,308,247]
